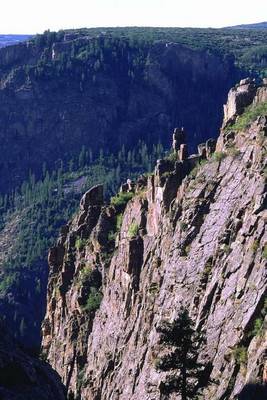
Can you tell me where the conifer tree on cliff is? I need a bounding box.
[156,308,209,400]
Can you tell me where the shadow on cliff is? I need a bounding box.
[237,383,267,400]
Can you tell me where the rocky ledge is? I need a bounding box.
[42,79,267,399]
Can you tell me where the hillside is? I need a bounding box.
[226,22,267,30]
[0,26,267,196]
[0,32,239,194]
[42,78,267,399]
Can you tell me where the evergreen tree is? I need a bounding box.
[78,145,87,169]
[68,158,74,172]
[156,308,208,400]
[19,317,26,338]
[88,148,93,164]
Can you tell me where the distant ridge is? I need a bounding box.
[225,21,267,29]
[0,34,32,48]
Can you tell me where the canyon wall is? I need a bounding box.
[42,79,267,399]
[0,36,239,193]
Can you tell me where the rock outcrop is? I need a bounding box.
[223,78,257,127]
[42,80,267,399]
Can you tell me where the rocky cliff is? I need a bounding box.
[42,79,267,399]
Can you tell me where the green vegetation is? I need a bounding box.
[149,282,159,295]
[79,265,93,285]
[0,272,21,294]
[212,152,226,162]
[223,244,231,254]
[165,151,177,162]
[83,287,103,313]
[230,101,267,132]
[199,159,208,167]
[226,145,241,157]
[231,299,267,370]
[189,166,198,179]
[263,243,267,259]
[251,240,260,254]
[107,230,116,244]
[240,44,267,76]
[251,318,265,337]
[188,159,208,182]
[116,214,123,231]
[161,171,172,179]
[155,308,208,400]
[0,140,165,300]
[75,238,87,251]
[249,299,267,338]
[107,212,125,244]
[111,192,134,209]
[30,27,267,76]
[128,222,139,238]
[232,345,247,367]
[180,222,188,232]
[76,367,86,392]
[185,245,191,254]
[201,259,213,282]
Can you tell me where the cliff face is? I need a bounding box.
[42,79,267,399]
[0,35,238,193]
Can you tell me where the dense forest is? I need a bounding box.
[32,27,267,76]
[1,26,267,194]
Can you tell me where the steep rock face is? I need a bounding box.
[222,77,267,129]
[0,323,66,400]
[42,80,267,399]
[222,78,257,127]
[0,36,239,193]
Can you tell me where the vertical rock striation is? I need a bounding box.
[42,79,267,399]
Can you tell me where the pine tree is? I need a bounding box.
[68,158,74,172]
[19,317,26,338]
[156,308,208,400]
[89,148,93,164]
[79,146,86,169]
